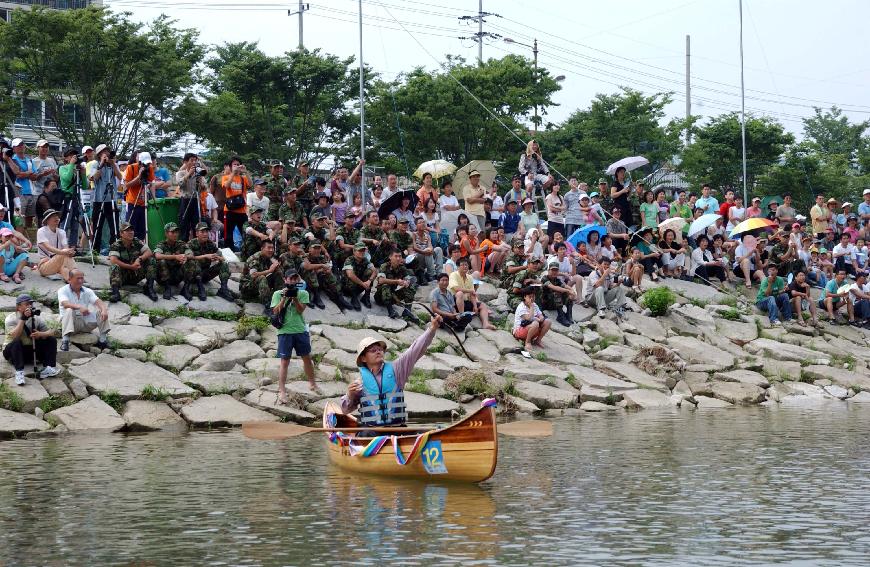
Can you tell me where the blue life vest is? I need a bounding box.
[358,362,407,427]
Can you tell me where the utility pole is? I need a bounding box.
[533,38,538,134]
[739,0,748,205]
[288,1,310,50]
[458,1,500,65]
[358,0,366,210]
[685,34,691,144]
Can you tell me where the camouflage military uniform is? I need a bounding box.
[262,174,286,220]
[277,202,305,227]
[540,273,570,310]
[501,252,526,288]
[239,252,281,303]
[769,241,804,277]
[334,225,359,268]
[303,250,340,295]
[305,226,331,253]
[185,237,230,285]
[341,254,375,296]
[279,249,305,274]
[109,237,157,287]
[376,261,417,307]
[240,219,269,261]
[508,268,542,310]
[291,175,315,217]
[155,238,188,286]
[361,225,392,267]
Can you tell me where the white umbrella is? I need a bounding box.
[687,214,721,237]
[605,156,649,175]
[413,159,456,180]
[452,160,498,194]
[658,217,687,242]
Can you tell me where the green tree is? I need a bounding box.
[802,106,869,160]
[0,7,203,155]
[539,88,685,184]
[678,113,794,192]
[175,45,360,171]
[365,55,561,176]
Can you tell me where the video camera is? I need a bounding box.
[22,307,41,320]
[0,138,11,158]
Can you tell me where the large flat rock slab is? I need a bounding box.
[243,389,317,423]
[126,293,187,312]
[0,408,50,437]
[68,354,195,401]
[746,338,831,364]
[715,319,758,342]
[157,317,239,341]
[179,371,260,394]
[667,336,735,368]
[502,354,568,381]
[2,378,49,413]
[320,325,394,353]
[537,332,593,366]
[596,362,668,391]
[476,328,521,354]
[122,400,186,431]
[714,369,770,388]
[190,340,265,371]
[404,391,460,418]
[461,334,501,363]
[323,348,359,370]
[571,367,637,391]
[363,314,407,332]
[150,344,201,371]
[622,389,672,409]
[180,394,279,426]
[47,395,126,432]
[513,380,577,409]
[802,365,870,391]
[109,325,165,348]
[184,296,241,315]
[710,381,766,404]
[622,312,667,342]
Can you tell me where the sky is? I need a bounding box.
[102,0,870,139]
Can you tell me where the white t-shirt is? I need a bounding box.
[438,194,459,211]
[247,192,270,212]
[513,301,542,332]
[733,242,755,269]
[490,194,504,222]
[599,244,617,261]
[206,193,218,216]
[848,281,870,301]
[832,243,857,262]
[57,284,100,319]
[32,156,57,196]
[36,226,68,260]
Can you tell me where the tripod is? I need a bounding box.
[0,160,17,227]
[61,165,95,267]
[90,164,120,255]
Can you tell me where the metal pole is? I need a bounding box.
[739,0,748,204]
[685,34,691,144]
[478,0,483,65]
[298,0,304,50]
[358,0,366,211]
[533,38,538,135]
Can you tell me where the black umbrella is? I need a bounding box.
[378,189,419,220]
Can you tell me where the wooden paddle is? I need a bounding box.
[242,420,553,440]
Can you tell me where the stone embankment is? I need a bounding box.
[1,262,869,439]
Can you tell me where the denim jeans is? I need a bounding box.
[756,293,792,323]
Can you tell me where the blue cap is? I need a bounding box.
[15,293,33,305]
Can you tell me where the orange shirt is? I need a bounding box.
[222,174,250,213]
[478,238,496,275]
[123,164,156,206]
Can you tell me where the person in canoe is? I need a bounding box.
[341,312,443,430]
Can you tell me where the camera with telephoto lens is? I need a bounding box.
[195,166,207,177]
[284,285,298,298]
[23,308,41,320]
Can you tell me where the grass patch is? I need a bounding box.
[688,298,708,308]
[236,315,269,337]
[429,340,448,354]
[98,390,123,412]
[38,395,74,414]
[565,373,576,387]
[406,369,432,395]
[830,353,856,370]
[639,287,676,317]
[535,352,548,361]
[851,385,863,394]
[719,295,738,308]
[0,382,24,412]
[719,307,741,321]
[140,385,171,401]
[597,335,619,350]
[143,331,187,351]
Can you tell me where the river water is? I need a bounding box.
[2,405,869,566]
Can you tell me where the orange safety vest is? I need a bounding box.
[222,174,250,213]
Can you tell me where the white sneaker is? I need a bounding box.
[40,366,60,379]
[772,320,782,327]
[14,370,25,385]
[597,310,606,319]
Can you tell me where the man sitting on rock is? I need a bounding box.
[584,257,625,319]
[508,256,544,311]
[3,294,58,385]
[341,313,442,430]
[240,205,273,261]
[58,268,110,352]
[154,222,191,301]
[376,249,421,323]
[447,257,497,330]
[359,210,392,268]
[240,239,282,313]
[540,259,576,326]
[500,238,527,289]
[333,212,360,275]
[185,222,235,302]
[756,264,792,327]
[302,240,350,311]
[341,242,376,310]
[108,221,158,303]
[431,272,474,332]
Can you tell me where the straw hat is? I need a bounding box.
[356,337,387,365]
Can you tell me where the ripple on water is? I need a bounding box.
[0,406,869,565]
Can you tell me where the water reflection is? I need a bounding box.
[0,406,869,565]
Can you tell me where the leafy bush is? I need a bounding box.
[236,315,269,337]
[640,287,676,317]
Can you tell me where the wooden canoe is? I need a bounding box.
[323,400,498,483]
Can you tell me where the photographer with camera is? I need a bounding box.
[8,139,39,236]
[0,138,19,226]
[221,156,252,253]
[58,148,88,251]
[3,294,58,386]
[271,268,318,403]
[123,151,156,241]
[89,144,122,253]
[176,152,207,241]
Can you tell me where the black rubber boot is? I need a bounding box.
[180,282,193,302]
[333,294,351,312]
[361,290,372,309]
[162,284,173,300]
[109,286,121,303]
[145,279,158,302]
[217,284,234,302]
[312,290,325,309]
[197,277,207,301]
[350,293,361,311]
[386,304,399,319]
[564,304,574,324]
[402,307,422,326]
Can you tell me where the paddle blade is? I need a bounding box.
[498,420,553,438]
[242,421,312,440]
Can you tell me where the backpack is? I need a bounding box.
[269,298,289,329]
